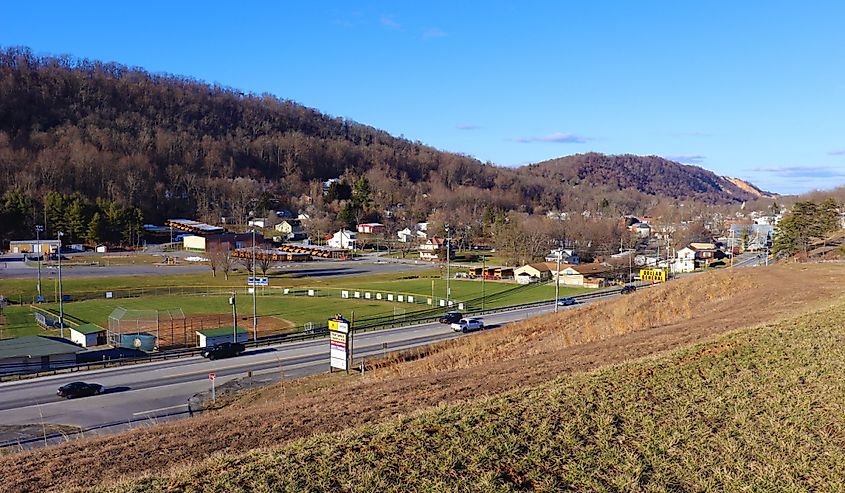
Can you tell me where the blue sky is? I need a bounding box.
[2,1,844,195]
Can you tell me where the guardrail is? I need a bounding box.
[0,284,633,380]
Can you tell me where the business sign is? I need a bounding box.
[639,269,666,283]
[328,317,350,370]
[247,277,269,286]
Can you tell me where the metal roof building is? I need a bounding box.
[0,336,82,374]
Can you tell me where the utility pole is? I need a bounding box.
[251,228,257,342]
[35,225,44,303]
[445,224,451,307]
[57,231,65,338]
[730,227,735,268]
[554,247,562,313]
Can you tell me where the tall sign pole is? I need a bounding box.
[229,292,237,342]
[481,254,485,311]
[57,231,65,338]
[251,228,257,341]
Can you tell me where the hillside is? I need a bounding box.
[0,47,768,245]
[3,264,845,492]
[524,153,766,203]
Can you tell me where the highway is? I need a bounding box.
[0,301,589,448]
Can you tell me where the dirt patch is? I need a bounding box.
[3,264,845,492]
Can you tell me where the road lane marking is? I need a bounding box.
[132,404,188,416]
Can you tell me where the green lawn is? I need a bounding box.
[0,305,57,339]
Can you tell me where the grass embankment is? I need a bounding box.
[108,300,845,492]
[6,264,843,492]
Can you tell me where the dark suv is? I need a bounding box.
[621,285,637,295]
[438,311,463,324]
[201,342,245,360]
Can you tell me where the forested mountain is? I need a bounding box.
[0,47,766,245]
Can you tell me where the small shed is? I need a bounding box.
[69,323,107,348]
[196,327,249,348]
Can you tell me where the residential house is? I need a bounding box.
[327,230,357,250]
[630,222,652,238]
[553,263,611,288]
[397,227,414,243]
[419,236,451,261]
[247,218,267,228]
[357,223,385,234]
[544,248,580,264]
[514,263,554,284]
[274,219,307,241]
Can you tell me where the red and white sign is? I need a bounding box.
[209,373,215,380]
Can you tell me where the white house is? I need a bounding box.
[328,230,357,250]
[247,218,267,228]
[514,263,553,284]
[544,248,579,264]
[196,327,249,348]
[397,227,414,243]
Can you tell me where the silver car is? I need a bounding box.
[451,318,484,333]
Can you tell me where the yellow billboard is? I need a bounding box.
[639,269,666,282]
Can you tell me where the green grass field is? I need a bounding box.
[107,298,845,492]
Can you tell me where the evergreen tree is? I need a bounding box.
[86,212,105,244]
[45,191,67,235]
[64,198,87,243]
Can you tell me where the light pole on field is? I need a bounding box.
[445,224,451,307]
[252,228,257,341]
[57,231,65,338]
[35,225,44,303]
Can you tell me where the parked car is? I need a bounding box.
[556,297,577,306]
[621,285,637,295]
[57,382,103,399]
[438,311,463,324]
[451,318,485,333]
[201,342,245,360]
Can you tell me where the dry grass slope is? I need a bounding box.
[104,297,845,492]
[3,264,845,492]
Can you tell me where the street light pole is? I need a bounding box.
[554,248,562,313]
[35,225,44,302]
[252,228,257,342]
[57,231,64,338]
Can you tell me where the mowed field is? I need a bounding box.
[5,263,845,492]
[3,272,586,339]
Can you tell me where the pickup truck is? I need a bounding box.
[451,318,484,333]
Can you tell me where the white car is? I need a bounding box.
[451,318,484,333]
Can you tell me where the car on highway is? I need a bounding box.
[201,342,245,360]
[451,318,485,333]
[556,297,577,306]
[57,382,103,399]
[621,285,637,295]
[438,311,463,324]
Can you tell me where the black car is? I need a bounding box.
[438,311,463,324]
[57,382,103,399]
[621,285,637,295]
[201,342,245,360]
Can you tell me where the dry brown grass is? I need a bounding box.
[3,264,844,492]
